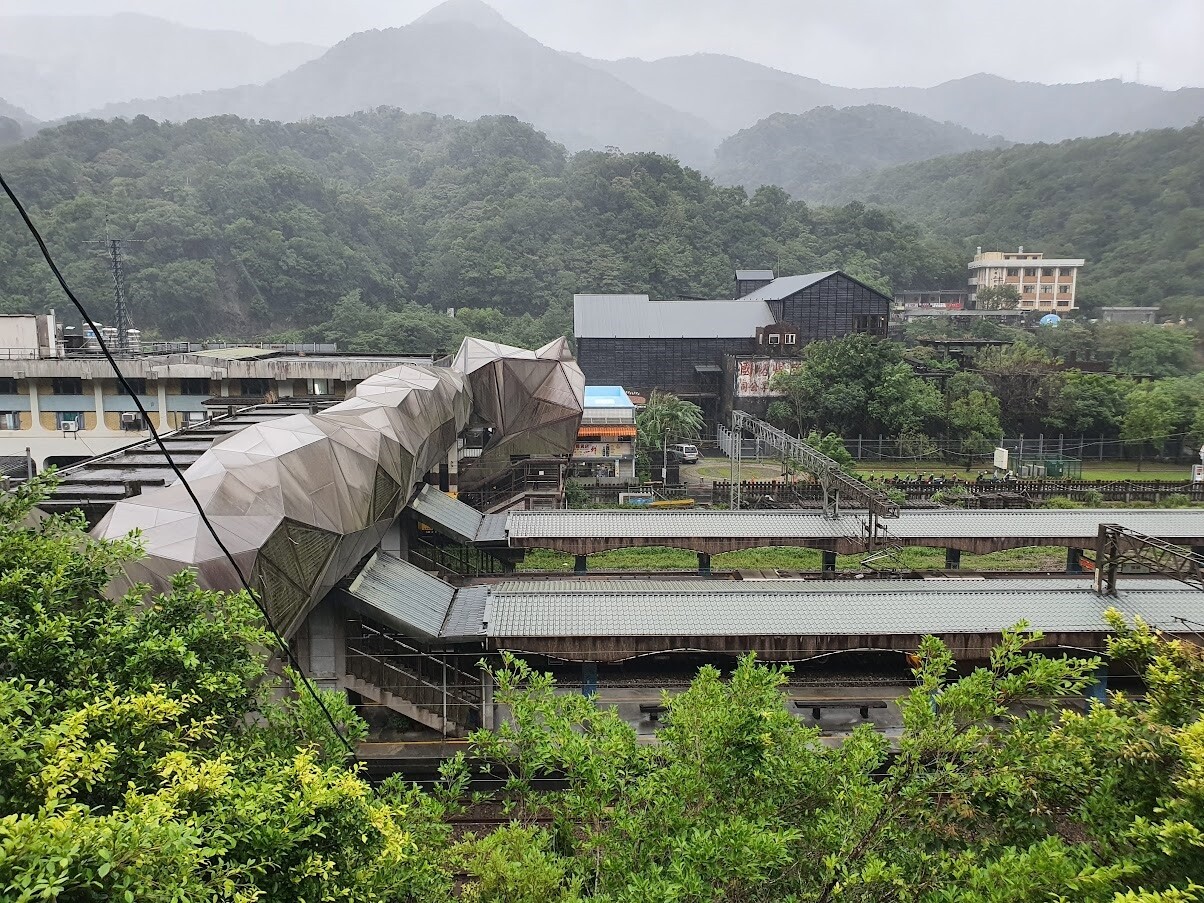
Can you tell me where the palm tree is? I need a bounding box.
[636,391,704,450]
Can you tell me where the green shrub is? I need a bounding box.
[1044,496,1084,509]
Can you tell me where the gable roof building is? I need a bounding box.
[573,270,891,427]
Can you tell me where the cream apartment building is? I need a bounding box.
[968,247,1085,312]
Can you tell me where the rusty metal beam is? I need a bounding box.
[731,411,900,524]
[1095,523,1204,596]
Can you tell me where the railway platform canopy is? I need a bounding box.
[480,574,1203,662]
[501,508,1204,556]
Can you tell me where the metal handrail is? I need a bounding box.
[730,411,900,520]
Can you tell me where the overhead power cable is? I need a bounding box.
[0,169,355,757]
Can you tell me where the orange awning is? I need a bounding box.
[577,425,636,439]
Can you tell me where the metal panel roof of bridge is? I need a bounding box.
[346,552,455,642]
[408,484,483,545]
[502,509,1204,542]
[483,577,1204,638]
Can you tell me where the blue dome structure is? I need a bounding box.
[1039,314,1062,327]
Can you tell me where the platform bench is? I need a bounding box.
[639,703,667,721]
[793,700,887,721]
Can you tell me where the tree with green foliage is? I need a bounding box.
[0,475,454,902]
[462,615,1204,901]
[635,390,704,450]
[0,110,964,348]
[975,283,1022,309]
[1122,383,1180,470]
[1046,370,1133,437]
[770,335,944,444]
[946,372,1003,469]
[974,343,1064,435]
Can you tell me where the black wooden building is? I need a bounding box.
[573,271,891,426]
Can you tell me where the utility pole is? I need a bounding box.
[85,220,146,358]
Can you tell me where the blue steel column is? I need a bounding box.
[1066,547,1083,573]
[582,662,598,696]
[698,552,711,576]
[574,555,588,574]
[1088,666,1108,707]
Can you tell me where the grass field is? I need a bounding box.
[520,544,1070,574]
[688,458,1194,484]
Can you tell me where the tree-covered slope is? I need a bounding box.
[820,122,1204,318]
[0,109,962,346]
[711,105,1007,201]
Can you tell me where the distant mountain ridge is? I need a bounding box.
[0,12,323,120]
[86,2,719,164]
[588,53,1204,145]
[11,1,1204,163]
[710,105,1008,201]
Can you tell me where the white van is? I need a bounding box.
[668,443,700,463]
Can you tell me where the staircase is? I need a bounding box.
[458,456,566,512]
[343,618,482,736]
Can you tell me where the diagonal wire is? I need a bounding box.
[0,169,354,757]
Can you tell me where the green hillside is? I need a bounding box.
[711,105,1007,202]
[819,122,1204,319]
[0,109,963,347]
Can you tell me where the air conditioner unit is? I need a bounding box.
[121,412,140,428]
[184,412,207,425]
[61,420,79,433]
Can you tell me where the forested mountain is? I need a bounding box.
[820,122,1204,319]
[858,74,1204,146]
[0,13,322,121]
[0,109,961,347]
[86,1,719,165]
[592,54,1204,144]
[711,105,1007,201]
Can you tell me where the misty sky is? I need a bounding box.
[5,0,1202,90]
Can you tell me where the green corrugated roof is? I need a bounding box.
[484,577,1204,639]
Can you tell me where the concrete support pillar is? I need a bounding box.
[698,552,711,576]
[92,380,105,431]
[821,550,837,574]
[27,379,41,433]
[481,670,495,729]
[156,379,168,431]
[945,547,961,570]
[1066,547,1083,574]
[574,555,588,574]
[581,662,598,696]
